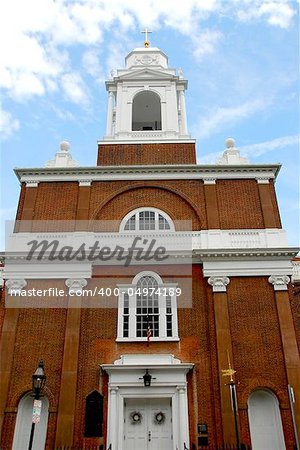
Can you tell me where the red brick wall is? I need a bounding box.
[71,265,223,448]
[15,178,284,232]
[227,277,295,448]
[217,179,265,229]
[0,280,67,450]
[0,271,296,448]
[269,180,282,228]
[97,143,197,166]
[291,284,300,353]
[33,182,79,221]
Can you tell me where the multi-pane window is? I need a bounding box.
[136,276,159,337]
[121,208,173,232]
[117,272,179,341]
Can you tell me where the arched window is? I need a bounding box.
[120,208,174,232]
[248,390,285,450]
[12,393,49,450]
[84,390,103,437]
[117,271,179,341]
[132,91,162,131]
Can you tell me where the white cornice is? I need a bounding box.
[14,163,281,183]
[99,138,196,144]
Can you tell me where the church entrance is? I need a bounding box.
[124,398,172,450]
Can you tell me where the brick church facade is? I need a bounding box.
[0,42,299,450]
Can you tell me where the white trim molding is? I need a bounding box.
[268,275,290,291]
[208,276,230,292]
[203,259,294,278]
[14,163,281,184]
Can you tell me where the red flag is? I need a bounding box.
[147,326,152,345]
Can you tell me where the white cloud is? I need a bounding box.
[198,134,299,164]
[191,29,222,61]
[236,1,295,29]
[0,0,296,130]
[240,134,300,157]
[61,73,89,105]
[82,50,105,82]
[0,109,20,140]
[194,98,268,140]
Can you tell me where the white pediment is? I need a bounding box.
[116,68,178,82]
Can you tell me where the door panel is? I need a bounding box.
[124,398,172,450]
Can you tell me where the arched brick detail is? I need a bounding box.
[10,386,55,409]
[91,184,203,230]
[239,379,288,408]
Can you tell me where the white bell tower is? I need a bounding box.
[103,36,191,143]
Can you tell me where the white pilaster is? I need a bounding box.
[177,385,189,449]
[108,387,119,450]
[179,90,188,136]
[106,91,115,136]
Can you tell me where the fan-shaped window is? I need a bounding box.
[248,390,285,450]
[12,393,49,450]
[117,271,179,341]
[132,91,162,131]
[84,390,103,437]
[121,208,174,232]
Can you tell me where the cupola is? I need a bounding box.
[103,37,191,143]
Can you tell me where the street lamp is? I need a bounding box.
[28,361,46,450]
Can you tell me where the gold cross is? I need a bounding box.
[141,28,152,47]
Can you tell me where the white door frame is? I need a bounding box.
[102,354,193,450]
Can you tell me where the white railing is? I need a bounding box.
[5,229,289,254]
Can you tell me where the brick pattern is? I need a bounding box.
[91,182,204,230]
[71,266,222,448]
[16,183,26,221]
[0,272,297,449]
[227,277,295,448]
[33,182,79,223]
[1,280,67,450]
[97,143,197,166]
[217,180,265,229]
[15,178,283,233]
[290,285,300,353]
[269,180,282,228]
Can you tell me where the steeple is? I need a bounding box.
[103,39,191,143]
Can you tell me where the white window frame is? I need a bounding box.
[119,207,175,232]
[117,271,179,342]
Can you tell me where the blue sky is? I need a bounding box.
[1,0,299,248]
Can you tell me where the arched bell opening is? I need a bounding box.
[132,91,162,131]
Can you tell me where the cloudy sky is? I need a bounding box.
[1,0,299,248]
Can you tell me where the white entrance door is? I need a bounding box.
[124,398,172,450]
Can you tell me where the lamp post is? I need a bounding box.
[28,361,46,450]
